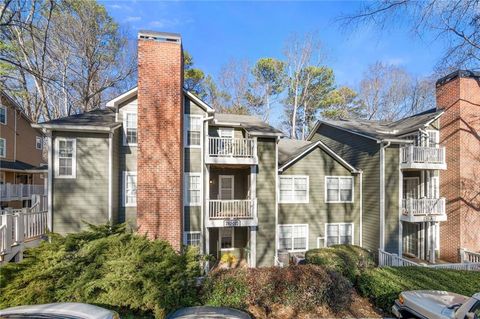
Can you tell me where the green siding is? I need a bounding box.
[117,137,137,228]
[111,129,120,224]
[279,147,360,250]
[184,149,202,172]
[184,206,201,231]
[52,132,109,234]
[255,138,277,267]
[385,146,400,253]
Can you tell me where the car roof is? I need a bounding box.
[167,306,251,319]
[0,303,115,319]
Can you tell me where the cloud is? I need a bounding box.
[124,16,141,23]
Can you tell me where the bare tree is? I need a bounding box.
[342,0,480,71]
[217,59,252,115]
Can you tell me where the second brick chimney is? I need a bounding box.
[436,70,480,262]
[137,31,183,250]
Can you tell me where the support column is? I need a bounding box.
[250,226,257,268]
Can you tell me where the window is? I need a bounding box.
[278,224,308,252]
[279,176,309,203]
[184,173,201,206]
[426,130,439,147]
[123,171,137,207]
[0,138,5,158]
[220,227,234,250]
[326,223,354,246]
[184,231,201,247]
[325,176,353,203]
[36,136,43,150]
[185,115,202,147]
[0,105,6,125]
[123,112,137,145]
[55,138,76,178]
[219,128,233,138]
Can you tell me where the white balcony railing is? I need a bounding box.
[402,198,446,222]
[208,199,256,220]
[401,146,446,168]
[0,184,45,202]
[208,137,256,159]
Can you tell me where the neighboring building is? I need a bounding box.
[436,70,480,262]
[309,109,447,263]
[0,92,47,209]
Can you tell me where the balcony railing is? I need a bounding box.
[401,198,447,222]
[206,137,257,164]
[206,199,258,227]
[401,146,446,169]
[0,184,45,202]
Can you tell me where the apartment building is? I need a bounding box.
[0,92,47,209]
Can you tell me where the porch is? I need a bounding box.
[401,198,446,222]
[0,183,46,202]
[207,226,255,268]
[400,145,446,170]
[205,136,257,165]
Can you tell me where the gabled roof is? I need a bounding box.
[307,108,444,142]
[278,138,359,173]
[33,108,120,132]
[213,113,284,137]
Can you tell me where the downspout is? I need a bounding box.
[379,141,391,251]
[202,115,214,264]
[359,170,363,247]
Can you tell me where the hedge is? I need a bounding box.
[356,267,480,311]
[0,224,201,318]
[202,265,353,314]
[305,245,375,282]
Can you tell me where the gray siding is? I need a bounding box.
[385,145,400,254]
[279,147,360,250]
[255,138,277,267]
[117,135,137,228]
[52,132,109,234]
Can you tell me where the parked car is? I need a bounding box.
[392,291,480,319]
[167,306,251,319]
[0,303,119,319]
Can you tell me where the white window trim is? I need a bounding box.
[277,224,309,253]
[279,175,309,204]
[0,138,5,158]
[219,127,234,138]
[0,105,6,125]
[184,172,202,206]
[184,114,203,149]
[324,176,354,203]
[325,223,355,247]
[36,136,43,150]
[54,138,76,179]
[425,129,439,147]
[123,111,137,146]
[219,175,234,200]
[183,231,201,247]
[123,171,137,207]
[220,227,235,251]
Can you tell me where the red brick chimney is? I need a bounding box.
[436,70,480,261]
[137,31,183,250]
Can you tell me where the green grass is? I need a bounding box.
[357,267,480,311]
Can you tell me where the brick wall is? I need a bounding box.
[437,72,480,261]
[137,32,183,250]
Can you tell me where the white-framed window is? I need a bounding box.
[325,176,354,203]
[184,172,201,206]
[184,115,202,148]
[123,112,137,146]
[325,223,354,246]
[36,136,43,150]
[219,127,234,138]
[54,138,76,178]
[279,175,309,203]
[426,129,439,147]
[0,105,6,125]
[220,227,234,250]
[278,224,308,252]
[0,138,5,158]
[184,231,201,247]
[123,171,137,207]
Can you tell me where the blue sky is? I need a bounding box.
[102,1,445,124]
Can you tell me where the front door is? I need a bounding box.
[219,175,234,200]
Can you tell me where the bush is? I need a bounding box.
[356,267,480,312]
[305,245,375,282]
[202,265,353,314]
[0,224,201,318]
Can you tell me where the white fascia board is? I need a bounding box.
[424,110,444,127]
[377,138,414,144]
[32,123,122,133]
[106,87,138,107]
[183,89,215,113]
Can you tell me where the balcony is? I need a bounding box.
[401,146,446,170]
[206,199,258,227]
[206,137,257,165]
[401,198,447,222]
[0,184,46,202]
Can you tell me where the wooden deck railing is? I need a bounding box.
[401,146,446,165]
[402,198,446,217]
[0,184,45,201]
[208,137,256,159]
[208,199,256,219]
